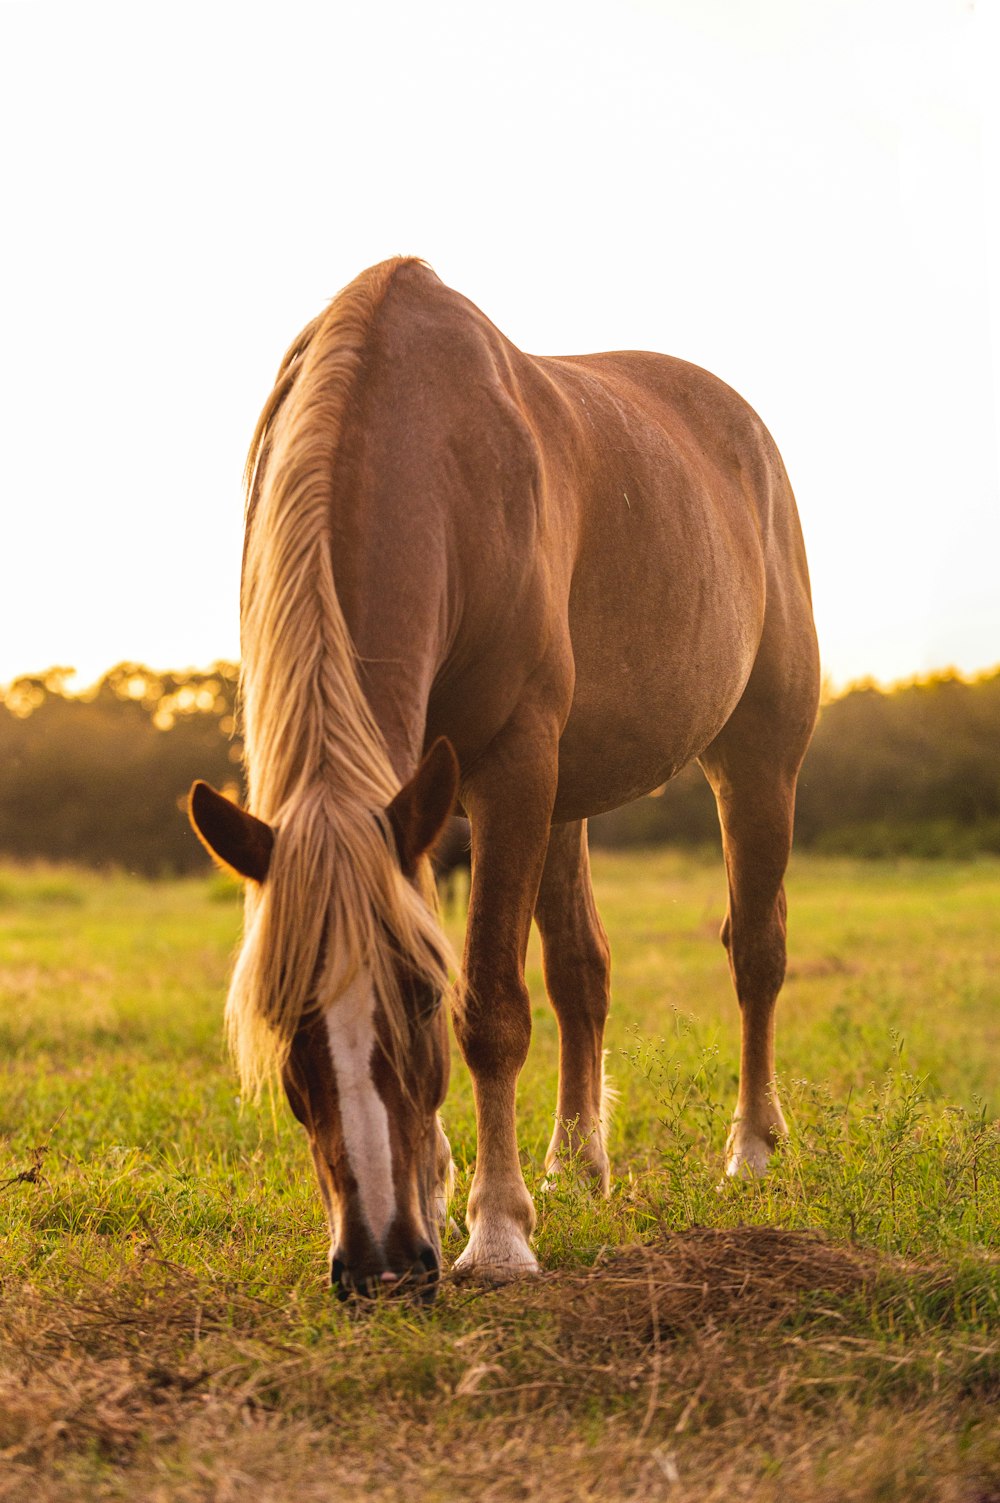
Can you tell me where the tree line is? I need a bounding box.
[1,662,997,875]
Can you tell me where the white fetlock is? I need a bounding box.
[724,1115,785,1179]
[433,1158,457,1231]
[542,1148,610,1196]
[544,1115,611,1195]
[432,1117,456,1230]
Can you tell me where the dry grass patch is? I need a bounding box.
[2,1228,999,1501]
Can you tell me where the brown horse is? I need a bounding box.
[189,257,819,1299]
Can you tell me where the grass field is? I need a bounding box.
[1,851,999,1501]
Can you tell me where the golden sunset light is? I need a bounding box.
[4,8,1000,1495]
[1,1,997,695]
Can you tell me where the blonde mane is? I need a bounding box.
[229,258,453,1095]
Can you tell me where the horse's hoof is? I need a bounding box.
[452,1256,540,1286]
[452,1222,539,1283]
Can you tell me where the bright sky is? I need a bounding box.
[1,0,997,693]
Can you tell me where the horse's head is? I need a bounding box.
[190,739,460,1304]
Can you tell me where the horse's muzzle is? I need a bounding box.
[331,1245,440,1306]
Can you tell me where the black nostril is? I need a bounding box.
[331,1258,381,1302]
[415,1245,440,1284]
[410,1245,440,1303]
[331,1256,352,1303]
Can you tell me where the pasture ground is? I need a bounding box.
[1,851,998,1501]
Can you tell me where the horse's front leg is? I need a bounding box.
[452,702,561,1281]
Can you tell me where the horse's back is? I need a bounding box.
[352,265,817,816]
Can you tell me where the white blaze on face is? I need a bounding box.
[323,971,396,1250]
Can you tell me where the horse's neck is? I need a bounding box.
[357,657,433,787]
[335,547,448,788]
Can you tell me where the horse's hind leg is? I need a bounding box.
[534,820,611,1191]
[700,754,795,1174]
[700,680,816,1176]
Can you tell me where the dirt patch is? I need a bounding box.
[561,1224,875,1338]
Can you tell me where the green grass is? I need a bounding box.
[1,852,999,1500]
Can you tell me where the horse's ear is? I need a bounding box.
[188,781,274,883]
[387,738,460,878]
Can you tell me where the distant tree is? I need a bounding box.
[1,663,998,870]
[0,663,242,875]
[793,671,1000,856]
